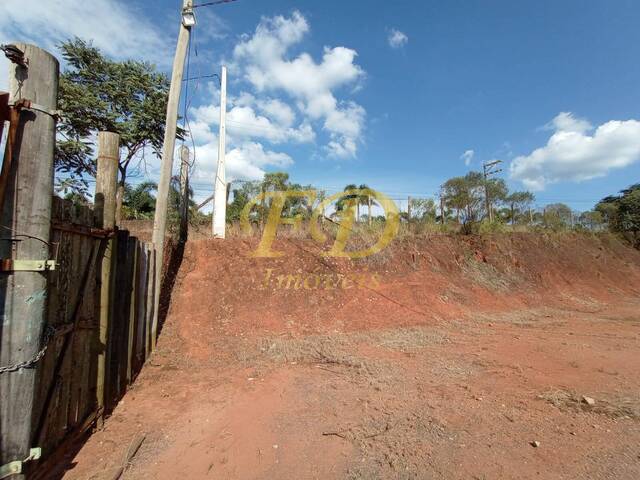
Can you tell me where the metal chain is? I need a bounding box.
[0,325,56,374]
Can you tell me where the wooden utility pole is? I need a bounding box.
[94,132,119,424]
[440,196,445,225]
[0,44,58,478]
[212,66,227,239]
[367,195,372,227]
[179,145,190,243]
[407,196,412,220]
[151,0,194,346]
[483,160,503,222]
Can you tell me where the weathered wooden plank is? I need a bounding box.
[126,238,139,385]
[133,243,149,375]
[107,229,133,411]
[145,246,157,358]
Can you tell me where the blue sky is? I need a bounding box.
[2,0,640,211]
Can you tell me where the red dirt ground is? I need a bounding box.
[56,233,640,479]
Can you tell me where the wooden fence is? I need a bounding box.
[28,197,158,474]
[1,43,184,478]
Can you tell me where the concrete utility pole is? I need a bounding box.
[0,44,58,479]
[179,145,190,243]
[212,65,227,238]
[483,160,503,222]
[151,0,194,343]
[407,196,412,220]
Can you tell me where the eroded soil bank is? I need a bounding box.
[58,234,640,479]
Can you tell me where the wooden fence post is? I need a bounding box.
[93,132,119,424]
[126,239,138,385]
[0,44,58,478]
[145,246,156,356]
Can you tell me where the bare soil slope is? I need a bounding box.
[60,233,640,480]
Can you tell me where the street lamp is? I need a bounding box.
[182,8,197,27]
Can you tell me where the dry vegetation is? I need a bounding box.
[538,389,640,420]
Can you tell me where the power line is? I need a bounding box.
[193,0,239,8]
[182,73,220,83]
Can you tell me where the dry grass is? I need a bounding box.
[538,389,640,420]
[227,327,448,375]
[256,335,368,370]
[461,257,512,292]
[363,327,448,353]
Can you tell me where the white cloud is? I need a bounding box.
[510,112,640,190]
[388,29,408,49]
[190,93,315,145]
[257,98,296,127]
[188,88,300,183]
[461,149,475,166]
[543,111,592,134]
[233,11,366,158]
[0,0,173,67]
[192,139,293,184]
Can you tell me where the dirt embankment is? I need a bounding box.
[170,233,640,355]
[60,233,640,480]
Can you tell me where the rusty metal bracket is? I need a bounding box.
[51,221,116,239]
[0,44,28,69]
[0,259,56,272]
[9,99,62,121]
[0,448,41,479]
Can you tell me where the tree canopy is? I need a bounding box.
[596,184,640,246]
[56,38,179,192]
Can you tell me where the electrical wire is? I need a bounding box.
[193,0,239,8]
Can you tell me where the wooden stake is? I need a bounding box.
[94,131,119,423]
[0,44,58,476]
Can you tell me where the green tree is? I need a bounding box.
[122,181,157,220]
[506,191,535,224]
[335,184,358,212]
[542,203,573,230]
[409,198,437,222]
[485,177,509,219]
[56,38,180,200]
[441,171,486,225]
[596,184,640,247]
[227,181,261,223]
